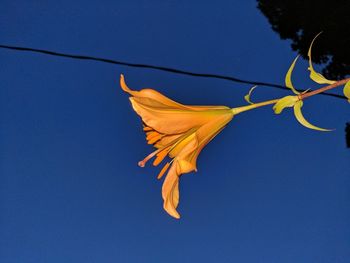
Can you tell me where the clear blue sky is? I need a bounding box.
[1,1,349,262]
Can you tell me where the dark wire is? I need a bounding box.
[0,44,346,100]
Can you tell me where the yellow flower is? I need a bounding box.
[120,74,234,219]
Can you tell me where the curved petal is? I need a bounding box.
[168,132,198,158]
[130,97,232,134]
[162,163,181,219]
[182,113,234,172]
[244,86,257,104]
[154,133,183,149]
[121,74,188,109]
[160,114,234,219]
[293,100,332,131]
[121,74,230,111]
[307,33,336,85]
[285,55,300,94]
[273,96,299,114]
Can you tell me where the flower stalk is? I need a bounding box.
[233,78,350,115]
[301,78,350,100]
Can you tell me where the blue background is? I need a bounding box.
[1,1,349,262]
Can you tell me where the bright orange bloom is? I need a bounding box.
[120,74,234,219]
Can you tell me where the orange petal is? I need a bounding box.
[130,97,229,134]
[177,159,196,174]
[195,113,233,147]
[121,74,187,109]
[178,113,234,172]
[168,132,198,158]
[121,74,231,111]
[162,163,181,219]
[154,134,183,149]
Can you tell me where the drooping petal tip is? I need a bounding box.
[120,74,127,91]
[120,74,137,96]
[162,164,181,219]
[293,100,332,131]
[285,55,300,95]
[164,203,181,219]
[244,86,257,104]
[307,33,336,85]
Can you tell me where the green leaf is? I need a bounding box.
[293,100,332,131]
[307,33,336,85]
[273,95,298,114]
[285,55,300,95]
[244,86,257,104]
[343,81,350,103]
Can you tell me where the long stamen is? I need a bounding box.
[139,128,197,168]
[153,148,170,166]
[157,159,176,179]
[157,162,171,179]
[148,134,164,145]
[138,149,162,167]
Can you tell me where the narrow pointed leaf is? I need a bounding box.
[285,55,300,94]
[343,81,350,103]
[273,95,298,114]
[244,86,257,104]
[293,100,331,131]
[307,33,336,85]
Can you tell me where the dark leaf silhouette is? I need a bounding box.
[257,0,350,80]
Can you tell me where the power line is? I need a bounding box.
[0,44,346,100]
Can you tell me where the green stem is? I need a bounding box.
[301,78,350,100]
[232,98,279,114]
[231,78,350,115]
